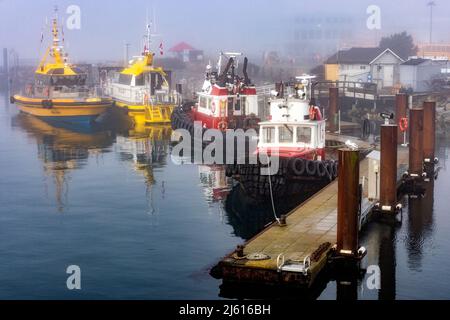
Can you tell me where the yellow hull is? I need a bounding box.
[13,95,112,123]
[114,101,174,124]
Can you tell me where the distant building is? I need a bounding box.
[287,14,358,64]
[399,57,450,92]
[324,47,404,90]
[168,42,203,63]
[418,43,450,60]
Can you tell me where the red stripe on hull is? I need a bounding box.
[256,147,326,160]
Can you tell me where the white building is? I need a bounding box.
[325,47,404,90]
[400,58,450,92]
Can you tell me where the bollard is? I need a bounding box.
[395,93,408,144]
[328,87,338,133]
[380,124,398,212]
[423,101,436,163]
[409,108,424,176]
[337,148,360,256]
[235,245,245,258]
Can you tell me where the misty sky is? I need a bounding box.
[1,0,450,63]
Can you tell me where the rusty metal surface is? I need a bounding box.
[423,101,436,161]
[337,149,360,255]
[409,108,424,175]
[380,125,398,210]
[328,87,339,132]
[395,93,408,143]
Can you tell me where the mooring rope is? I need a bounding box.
[267,162,281,225]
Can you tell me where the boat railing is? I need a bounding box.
[108,83,181,105]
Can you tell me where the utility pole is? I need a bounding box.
[124,42,130,67]
[427,1,436,44]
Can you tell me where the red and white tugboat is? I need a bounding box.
[171,52,260,133]
[226,75,339,199]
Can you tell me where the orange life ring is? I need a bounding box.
[399,117,408,132]
[309,106,315,120]
[218,121,227,131]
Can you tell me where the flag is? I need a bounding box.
[159,42,163,56]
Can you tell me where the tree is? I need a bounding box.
[379,31,418,60]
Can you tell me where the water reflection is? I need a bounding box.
[406,180,435,272]
[114,123,171,215]
[198,165,231,203]
[11,114,115,212]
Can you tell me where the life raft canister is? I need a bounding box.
[399,117,408,132]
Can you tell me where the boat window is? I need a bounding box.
[241,97,246,111]
[118,73,132,85]
[50,75,86,87]
[279,125,294,143]
[199,96,207,109]
[135,74,144,86]
[235,98,241,111]
[262,127,276,143]
[297,126,312,144]
[48,68,65,75]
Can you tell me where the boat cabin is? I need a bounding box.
[257,75,326,158]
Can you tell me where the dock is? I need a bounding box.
[219,143,410,288]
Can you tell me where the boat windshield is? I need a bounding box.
[279,125,294,143]
[262,126,276,143]
[297,126,312,144]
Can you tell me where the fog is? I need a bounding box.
[1,0,450,64]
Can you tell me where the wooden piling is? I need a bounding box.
[409,108,424,175]
[380,124,398,212]
[395,93,408,144]
[328,87,338,133]
[337,148,360,256]
[423,101,436,162]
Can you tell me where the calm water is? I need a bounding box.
[1,92,450,300]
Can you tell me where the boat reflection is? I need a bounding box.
[11,113,115,212]
[115,123,171,187]
[198,165,231,203]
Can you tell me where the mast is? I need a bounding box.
[50,6,63,64]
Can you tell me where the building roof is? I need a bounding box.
[169,42,196,52]
[401,58,429,66]
[326,47,403,64]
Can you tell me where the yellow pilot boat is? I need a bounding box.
[106,24,181,125]
[11,9,112,125]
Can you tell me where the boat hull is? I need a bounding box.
[13,95,112,124]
